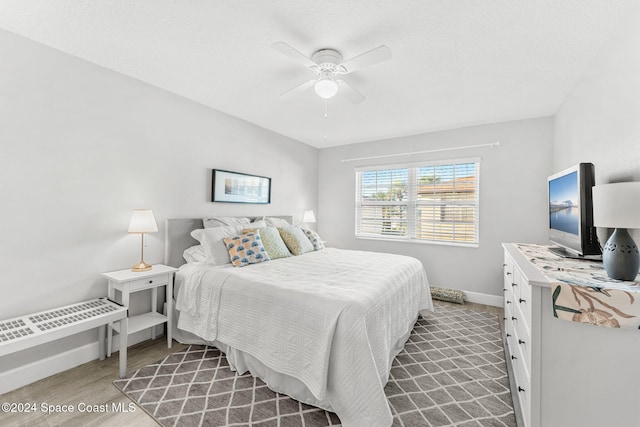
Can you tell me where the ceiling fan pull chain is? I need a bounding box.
[324,100,329,143]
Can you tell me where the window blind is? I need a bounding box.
[355,159,480,246]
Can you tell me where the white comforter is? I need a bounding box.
[175,248,432,427]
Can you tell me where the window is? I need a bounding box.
[355,159,480,246]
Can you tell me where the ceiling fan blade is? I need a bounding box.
[279,80,314,98]
[337,80,366,104]
[339,45,392,74]
[271,42,317,68]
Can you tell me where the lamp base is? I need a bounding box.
[602,228,640,281]
[131,261,153,272]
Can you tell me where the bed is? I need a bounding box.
[165,217,433,427]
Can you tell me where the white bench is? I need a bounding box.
[0,298,129,378]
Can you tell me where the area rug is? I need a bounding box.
[114,303,515,427]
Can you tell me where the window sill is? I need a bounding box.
[355,235,479,248]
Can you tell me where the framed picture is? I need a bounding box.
[211,169,271,204]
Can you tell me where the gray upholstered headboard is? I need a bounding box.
[164,216,293,268]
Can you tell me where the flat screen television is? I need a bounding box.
[548,163,601,258]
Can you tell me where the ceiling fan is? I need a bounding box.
[271,42,392,104]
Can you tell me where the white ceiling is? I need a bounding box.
[0,1,637,148]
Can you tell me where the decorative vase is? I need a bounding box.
[602,228,640,281]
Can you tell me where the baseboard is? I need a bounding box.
[463,290,503,307]
[0,329,154,396]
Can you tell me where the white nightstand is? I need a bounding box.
[103,264,177,355]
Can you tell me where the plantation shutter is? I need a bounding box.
[355,159,479,246]
[355,168,409,239]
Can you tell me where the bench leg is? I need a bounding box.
[119,317,128,378]
[107,323,113,357]
[98,325,106,361]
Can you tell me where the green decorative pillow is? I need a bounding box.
[278,225,315,256]
[223,233,270,267]
[245,226,291,260]
[303,229,325,251]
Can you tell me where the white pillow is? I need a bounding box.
[265,217,290,227]
[248,219,267,229]
[203,216,251,228]
[183,245,207,263]
[191,225,240,265]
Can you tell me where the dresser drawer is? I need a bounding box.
[514,285,532,333]
[509,320,531,425]
[513,304,531,370]
[503,255,514,289]
[504,289,516,315]
[512,353,531,427]
[511,268,531,331]
[504,299,514,334]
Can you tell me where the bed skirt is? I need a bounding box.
[171,299,417,417]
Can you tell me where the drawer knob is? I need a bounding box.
[512,282,518,287]
[512,316,517,321]
[148,280,153,284]
[503,288,507,292]
[518,386,525,392]
[506,272,512,276]
[511,355,517,360]
[519,298,526,303]
[502,263,507,267]
[518,339,526,345]
[506,300,511,304]
[506,333,511,337]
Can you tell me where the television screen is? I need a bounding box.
[547,163,600,257]
[549,171,579,236]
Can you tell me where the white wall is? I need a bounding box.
[554,5,640,243]
[318,117,553,299]
[0,30,317,378]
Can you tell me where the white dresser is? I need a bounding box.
[502,243,640,427]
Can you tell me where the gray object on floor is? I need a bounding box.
[114,303,515,427]
[430,286,466,304]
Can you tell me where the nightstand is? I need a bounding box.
[103,264,177,356]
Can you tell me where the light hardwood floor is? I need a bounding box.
[0,301,503,427]
[1,338,188,427]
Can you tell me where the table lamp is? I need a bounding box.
[303,210,316,228]
[592,182,640,281]
[128,209,158,272]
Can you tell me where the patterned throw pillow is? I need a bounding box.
[303,229,325,251]
[223,233,271,267]
[245,227,291,260]
[278,225,315,256]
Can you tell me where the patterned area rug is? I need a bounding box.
[114,303,515,427]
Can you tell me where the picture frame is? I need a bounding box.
[211,169,271,204]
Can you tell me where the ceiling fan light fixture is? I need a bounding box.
[314,76,338,99]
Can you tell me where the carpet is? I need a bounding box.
[114,303,515,427]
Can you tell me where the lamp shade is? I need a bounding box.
[128,209,158,233]
[303,210,317,223]
[592,182,640,229]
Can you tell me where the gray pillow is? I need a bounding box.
[203,216,251,228]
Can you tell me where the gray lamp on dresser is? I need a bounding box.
[592,182,640,280]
